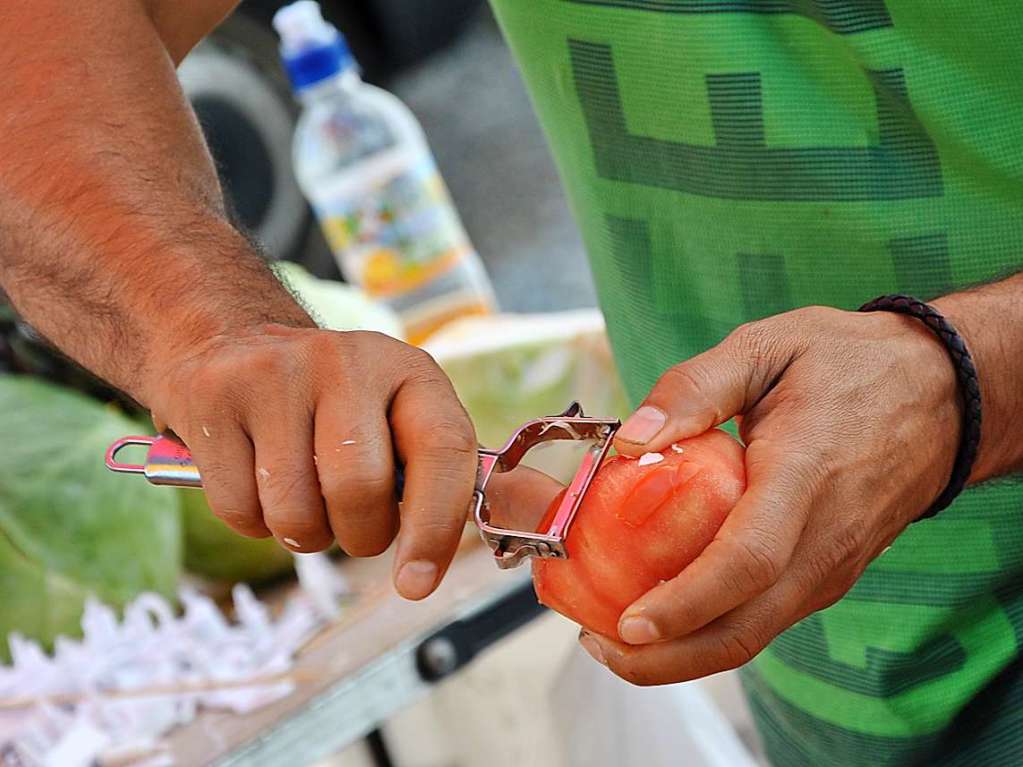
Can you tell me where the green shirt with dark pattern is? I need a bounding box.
[487,1,1023,764]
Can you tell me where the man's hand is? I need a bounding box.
[577,306,966,685]
[146,325,478,601]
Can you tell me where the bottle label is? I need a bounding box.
[312,151,476,301]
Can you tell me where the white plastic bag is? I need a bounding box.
[552,648,759,767]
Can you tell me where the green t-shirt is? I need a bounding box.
[487,1,1023,764]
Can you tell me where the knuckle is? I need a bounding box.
[191,452,235,484]
[320,465,393,506]
[660,363,708,399]
[390,342,442,380]
[348,329,397,350]
[183,361,231,407]
[727,319,761,344]
[258,465,312,503]
[247,345,290,380]
[430,425,478,463]
[313,332,362,380]
[728,319,770,348]
[728,320,784,364]
[306,329,345,363]
[409,511,465,540]
[658,364,725,426]
[312,329,386,367]
[182,361,214,396]
[403,342,441,368]
[191,353,274,408]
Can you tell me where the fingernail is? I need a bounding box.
[617,406,667,445]
[619,615,660,644]
[579,632,606,665]
[396,560,438,600]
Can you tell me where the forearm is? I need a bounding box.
[933,272,1023,482]
[0,1,311,405]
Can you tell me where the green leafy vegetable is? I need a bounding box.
[426,311,630,481]
[0,376,181,658]
[272,261,404,336]
[178,489,293,584]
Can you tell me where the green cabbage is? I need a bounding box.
[178,489,294,584]
[425,311,631,481]
[0,376,181,658]
[272,261,405,337]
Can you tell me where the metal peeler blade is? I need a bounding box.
[104,402,620,570]
[473,402,620,570]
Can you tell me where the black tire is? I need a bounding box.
[177,10,315,265]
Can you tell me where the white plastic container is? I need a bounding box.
[273,1,497,344]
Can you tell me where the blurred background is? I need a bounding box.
[179,0,597,311]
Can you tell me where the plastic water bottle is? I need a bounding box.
[273,1,497,344]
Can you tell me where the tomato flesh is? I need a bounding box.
[532,429,746,640]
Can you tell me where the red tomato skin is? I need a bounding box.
[532,429,745,640]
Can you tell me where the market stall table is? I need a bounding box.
[165,535,542,766]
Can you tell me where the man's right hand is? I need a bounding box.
[145,325,479,601]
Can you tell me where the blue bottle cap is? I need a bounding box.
[281,35,355,91]
[274,1,356,91]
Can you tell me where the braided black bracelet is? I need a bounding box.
[858,295,981,519]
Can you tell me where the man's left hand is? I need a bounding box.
[579,306,962,685]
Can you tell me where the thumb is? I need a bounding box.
[615,327,790,456]
[484,465,565,532]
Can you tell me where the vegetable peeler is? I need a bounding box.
[105,402,620,570]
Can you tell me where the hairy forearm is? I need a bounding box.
[0,1,311,405]
[933,272,1023,482]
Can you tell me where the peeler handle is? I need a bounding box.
[106,433,406,496]
[106,434,203,488]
